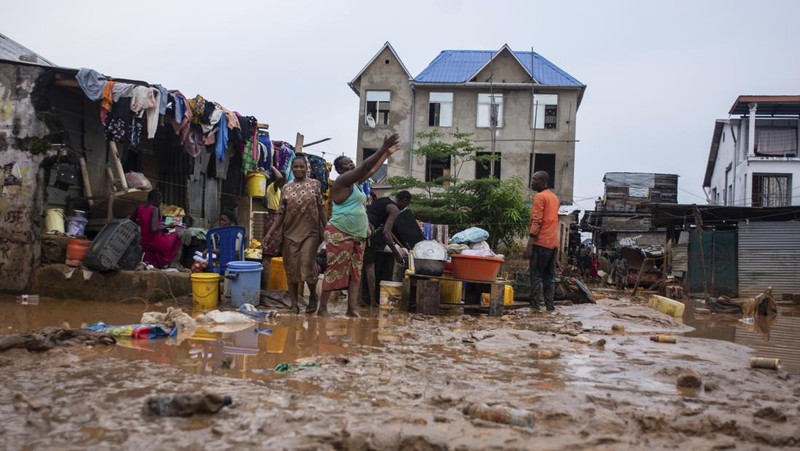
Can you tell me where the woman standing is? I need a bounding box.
[262,155,327,313]
[134,190,182,268]
[317,133,400,317]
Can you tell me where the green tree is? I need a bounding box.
[386,130,530,250]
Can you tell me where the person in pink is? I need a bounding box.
[134,190,182,268]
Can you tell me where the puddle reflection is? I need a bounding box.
[0,296,402,381]
[684,300,800,374]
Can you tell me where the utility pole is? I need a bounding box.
[489,73,497,178]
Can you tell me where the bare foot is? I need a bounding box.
[345,309,360,318]
[290,305,300,314]
[317,309,332,317]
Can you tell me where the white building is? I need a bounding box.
[703,96,800,207]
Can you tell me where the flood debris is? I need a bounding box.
[650,335,677,344]
[463,403,535,429]
[753,406,788,423]
[611,324,625,334]
[706,286,777,317]
[694,308,710,315]
[0,327,115,352]
[143,393,232,417]
[676,369,702,389]
[533,349,561,359]
[750,357,781,370]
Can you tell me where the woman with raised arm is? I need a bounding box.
[317,133,400,317]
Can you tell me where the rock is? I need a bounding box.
[535,349,561,359]
[591,339,607,347]
[570,335,591,344]
[611,324,625,334]
[754,406,787,423]
[676,370,702,389]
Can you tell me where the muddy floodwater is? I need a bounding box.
[1,294,799,449]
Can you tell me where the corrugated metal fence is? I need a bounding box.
[738,221,800,297]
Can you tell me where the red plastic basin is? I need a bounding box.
[450,254,504,282]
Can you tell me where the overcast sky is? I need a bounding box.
[3,0,798,212]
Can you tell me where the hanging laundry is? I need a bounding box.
[306,154,329,192]
[153,84,169,115]
[111,82,135,101]
[201,107,223,135]
[105,97,144,148]
[258,132,272,169]
[168,90,193,150]
[100,81,116,125]
[75,68,107,101]
[130,86,161,139]
[188,95,206,125]
[215,113,228,162]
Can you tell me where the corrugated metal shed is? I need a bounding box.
[414,49,583,86]
[738,222,800,297]
[0,33,54,66]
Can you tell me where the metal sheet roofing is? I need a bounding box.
[414,49,582,86]
[0,33,54,66]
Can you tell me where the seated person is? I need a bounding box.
[133,190,182,268]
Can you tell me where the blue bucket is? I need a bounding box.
[226,261,263,308]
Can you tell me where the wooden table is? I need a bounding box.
[401,273,509,316]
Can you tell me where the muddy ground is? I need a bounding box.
[1,297,799,450]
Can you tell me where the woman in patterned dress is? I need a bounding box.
[262,155,327,313]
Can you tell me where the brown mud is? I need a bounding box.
[0,295,799,449]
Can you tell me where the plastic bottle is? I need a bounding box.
[650,335,677,343]
[464,403,535,428]
[16,294,40,305]
[143,394,232,417]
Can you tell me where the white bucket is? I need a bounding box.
[45,208,65,233]
[379,281,403,310]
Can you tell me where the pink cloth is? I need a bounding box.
[136,205,181,267]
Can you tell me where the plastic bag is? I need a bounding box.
[449,227,489,245]
[125,171,152,190]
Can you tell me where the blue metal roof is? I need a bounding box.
[414,49,582,86]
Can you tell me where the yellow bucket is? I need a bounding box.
[379,281,403,310]
[246,172,267,197]
[480,285,515,306]
[267,257,289,291]
[440,279,462,304]
[191,273,220,310]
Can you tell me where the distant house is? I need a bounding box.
[703,96,800,207]
[348,42,586,204]
[584,172,679,249]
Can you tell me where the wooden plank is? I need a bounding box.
[489,283,504,317]
[416,279,440,315]
[107,141,129,191]
[401,276,412,312]
[78,157,93,206]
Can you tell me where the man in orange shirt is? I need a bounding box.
[524,171,560,311]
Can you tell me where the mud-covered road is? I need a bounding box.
[1,296,799,450]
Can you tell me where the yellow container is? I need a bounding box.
[504,284,514,305]
[480,285,515,306]
[191,273,220,310]
[268,257,289,291]
[379,281,403,310]
[440,279,463,304]
[246,172,267,197]
[45,208,65,233]
[648,295,685,318]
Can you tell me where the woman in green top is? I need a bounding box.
[317,133,400,317]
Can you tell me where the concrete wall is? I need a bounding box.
[0,63,54,291]
[353,47,580,205]
[353,46,413,177]
[409,86,579,204]
[708,118,800,207]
